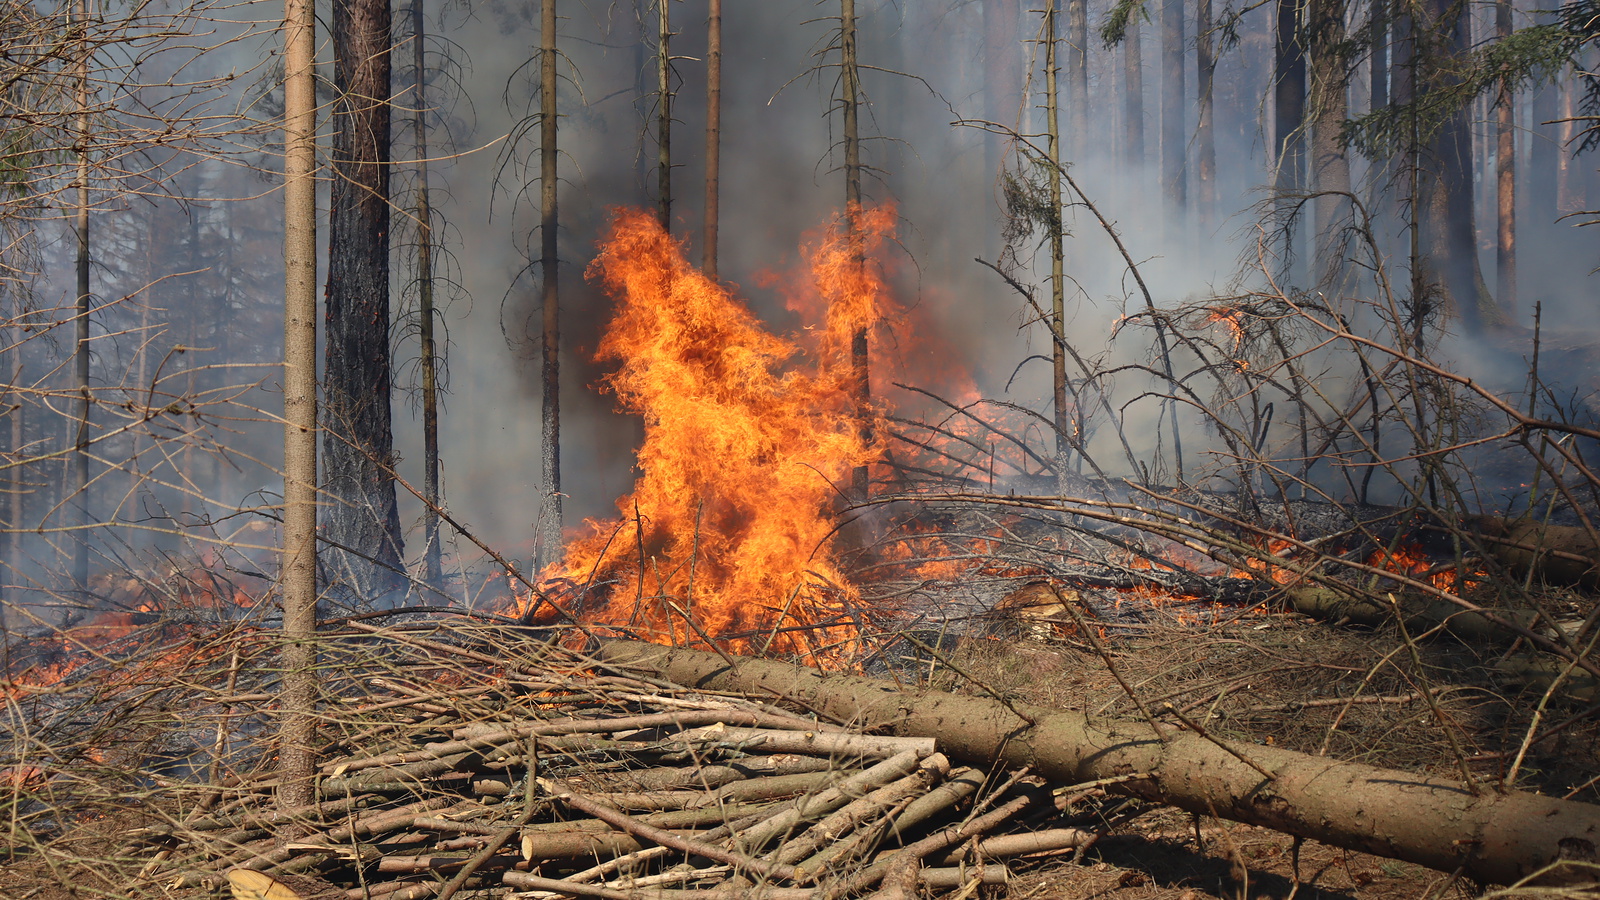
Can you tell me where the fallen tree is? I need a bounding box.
[597,639,1600,887]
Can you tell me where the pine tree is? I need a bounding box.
[324,0,404,602]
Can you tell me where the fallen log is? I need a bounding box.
[1466,517,1600,587]
[597,639,1600,886]
[1278,584,1538,643]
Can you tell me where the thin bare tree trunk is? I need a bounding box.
[1528,0,1557,231]
[1370,0,1387,115]
[656,0,672,226]
[1046,1,1068,488]
[1197,0,1216,233]
[1275,0,1306,280]
[984,0,1022,208]
[536,0,561,572]
[1125,10,1145,160]
[1160,0,1186,212]
[1557,73,1576,213]
[411,0,442,585]
[72,0,90,595]
[1309,0,1350,289]
[279,0,320,812]
[1125,7,1145,203]
[702,0,720,280]
[1496,0,1514,318]
[1066,0,1087,160]
[841,0,870,502]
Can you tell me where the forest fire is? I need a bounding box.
[525,208,901,661]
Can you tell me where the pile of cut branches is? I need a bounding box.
[128,626,1106,900]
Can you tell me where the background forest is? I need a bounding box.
[0,0,1597,621]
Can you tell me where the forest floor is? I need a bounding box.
[933,591,1600,900]
[3,583,1597,900]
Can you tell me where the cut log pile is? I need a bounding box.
[142,641,1104,900]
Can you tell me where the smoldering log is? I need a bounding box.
[597,639,1600,886]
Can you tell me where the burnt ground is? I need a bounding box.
[919,592,1600,900]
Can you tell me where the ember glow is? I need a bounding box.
[529,208,901,659]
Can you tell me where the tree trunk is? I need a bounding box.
[1370,0,1387,115]
[1124,4,1145,177]
[841,0,870,502]
[1196,0,1215,233]
[1416,0,1488,335]
[984,0,1022,208]
[1556,70,1577,214]
[1274,0,1306,281]
[1366,0,1394,258]
[410,0,442,586]
[279,0,320,812]
[656,0,672,226]
[73,0,90,595]
[702,0,720,280]
[1160,0,1186,212]
[598,640,1600,888]
[1496,0,1515,318]
[1528,0,1558,233]
[1308,0,1351,290]
[1046,2,1069,488]
[1066,0,1088,160]
[324,0,403,603]
[536,0,561,572]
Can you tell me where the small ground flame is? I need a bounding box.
[532,209,902,661]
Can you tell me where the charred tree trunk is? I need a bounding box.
[410,0,442,586]
[536,0,561,572]
[1495,0,1515,317]
[279,0,320,812]
[72,0,90,595]
[1274,0,1306,281]
[841,0,870,502]
[600,640,1600,888]
[324,0,403,603]
[1308,0,1351,290]
[703,0,720,280]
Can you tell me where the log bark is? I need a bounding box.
[598,640,1600,886]
[1466,517,1600,587]
[1278,583,1538,643]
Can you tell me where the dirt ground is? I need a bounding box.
[927,594,1600,900]
[1012,810,1460,900]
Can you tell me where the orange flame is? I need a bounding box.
[533,208,901,660]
